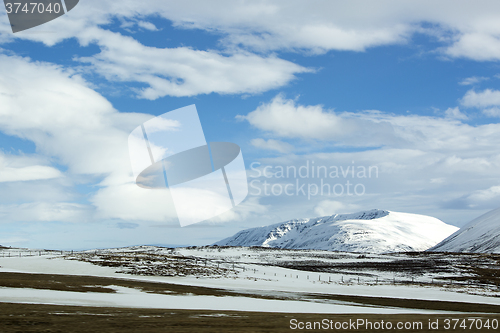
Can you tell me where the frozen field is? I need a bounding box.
[1,246,500,314]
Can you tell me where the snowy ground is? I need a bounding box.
[0,246,499,314]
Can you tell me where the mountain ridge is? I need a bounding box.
[215,209,458,253]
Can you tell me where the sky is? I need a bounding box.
[2,1,500,249]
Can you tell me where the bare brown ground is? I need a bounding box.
[0,303,499,333]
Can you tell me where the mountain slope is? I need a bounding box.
[215,209,458,253]
[429,207,500,253]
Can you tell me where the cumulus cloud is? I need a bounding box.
[444,33,500,61]
[461,89,500,108]
[460,89,500,117]
[444,107,468,120]
[239,95,398,146]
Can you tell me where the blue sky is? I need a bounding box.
[2,1,500,249]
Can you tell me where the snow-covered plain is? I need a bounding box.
[215,210,458,253]
[1,246,499,314]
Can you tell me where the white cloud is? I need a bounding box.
[483,107,500,117]
[459,76,489,85]
[444,107,468,120]
[0,54,149,176]
[0,53,193,224]
[90,183,178,223]
[445,33,500,61]
[467,185,500,203]
[251,138,293,153]
[1,1,412,53]
[75,29,310,99]
[241,95,344,139]
[0,202,92,223]
[460,89,500,117]
[137,21,158,31]
[461,89,500,108]
[0,153,63,182]
[240,95,397,146]
[314,200,359,216]
[444,185,500,210]
[0,165,62,183]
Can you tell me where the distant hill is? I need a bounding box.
[429,207,500,253]
[215,209,458,253]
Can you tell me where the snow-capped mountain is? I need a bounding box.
[214,209,458,253]
[429,207,500,253]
